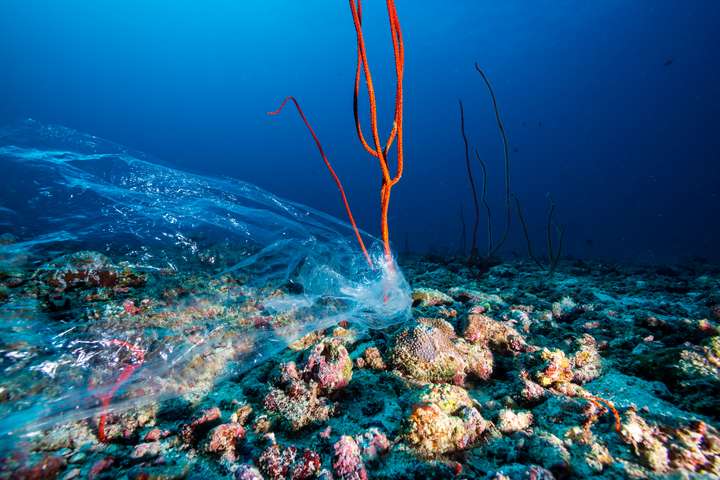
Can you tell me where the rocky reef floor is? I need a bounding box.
[1,250,719,479]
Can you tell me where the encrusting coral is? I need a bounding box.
[390,318,494,384]
[4,249,720,479]
[303,338,354,394]
[403,384,489,457]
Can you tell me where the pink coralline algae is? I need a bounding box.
[333,435,368,480]
[204,422,246,462]
[263,339,355,431]
[303,338,353,393]
[290,449,323,480]
[263,362,334,431]
[259,444,298,480]
[516,370,547,404]
[354,428,391,462]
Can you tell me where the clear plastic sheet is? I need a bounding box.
[0,120,410,445]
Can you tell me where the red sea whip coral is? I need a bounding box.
[269,0,405,265]
[95,339,145,443]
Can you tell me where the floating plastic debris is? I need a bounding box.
[0,120,411,445]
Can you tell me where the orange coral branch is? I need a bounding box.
[349,0,405,260]
[352,1,400,161]
[268,96,373,267]
[270,1,404,264]
[585,394,622,433]
[97,339,145,442]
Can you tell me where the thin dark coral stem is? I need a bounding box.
[474,148,494,257]
[475,63,511,257]
[546,197,556,266]
[268,96,373,267]
[459,100,480,258]
[514,193,564,273]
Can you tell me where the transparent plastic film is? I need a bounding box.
[0,120,411,445]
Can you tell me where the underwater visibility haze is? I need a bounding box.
[0,1,719,479]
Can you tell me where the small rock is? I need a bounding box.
[235,464,264,480]
[358,346,386,371]
[14,455,66,480]
[143,428,163,442]
[62,468,81,480]
[180,407,222,444]
[404,384,488,457]
[68,452,86,464]
[303,339,353,393]
[496,408,533,433]
[412,288,454,307]
[463,313,528,354]
[205,422,245,461]
[525,432,571,475]
[484,464,555,480]
[258,444,297,480]
[131,442,162,460]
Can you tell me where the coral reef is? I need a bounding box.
[2,255,720,479]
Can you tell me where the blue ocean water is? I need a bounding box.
[1,1,718,262]
[1,3,720,477]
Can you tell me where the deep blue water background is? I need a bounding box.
[1,1,719,263]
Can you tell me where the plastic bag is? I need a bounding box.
[0,120,410,444]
